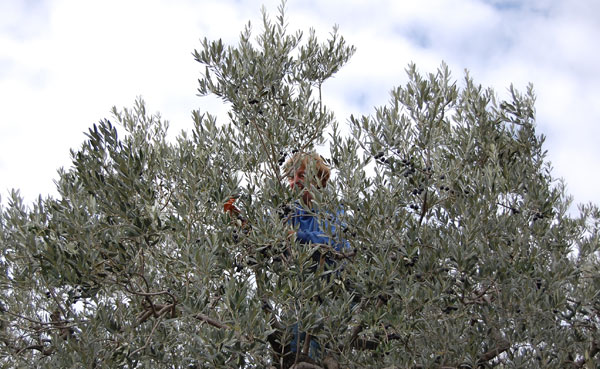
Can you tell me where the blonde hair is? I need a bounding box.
[283,151,330,188]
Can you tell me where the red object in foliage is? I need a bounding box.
[224,197,247,227]
[224,198,239,214]
[223,197,240,215]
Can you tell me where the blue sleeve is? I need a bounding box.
[297,211,350,252]
[290,205,351,252]
[296,229,331,245]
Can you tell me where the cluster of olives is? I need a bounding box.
[400,158,417,178]
[277,149,299,166]
[412,187,425,195]
[373,151,391,165]
[408,203,420,211]
[532,212,546,222]
[437,177,472,196]
[373,152,427,179]
[370,152,480,213]
[278,152,287,166]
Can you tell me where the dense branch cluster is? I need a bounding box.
[1,3,600,369]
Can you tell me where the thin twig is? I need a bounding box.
[5,311,51,326]
[16,344,53,356]
[130,315,162,357]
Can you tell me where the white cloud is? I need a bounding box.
[0,0,246,201]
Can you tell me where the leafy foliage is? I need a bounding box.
[2,4,600,369]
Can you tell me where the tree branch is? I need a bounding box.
[322,356,340,369]
[477,338,510,365]
[15,344,54,356]
[418,189,428,226]
[290,363,324,369]
[348,323,363,346]
[137,302,177,325]
[193,313,229,329]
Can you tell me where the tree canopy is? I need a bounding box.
[2,4,600,369]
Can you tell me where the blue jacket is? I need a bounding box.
[287,204,350,253]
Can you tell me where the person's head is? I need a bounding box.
[283,151,330,205]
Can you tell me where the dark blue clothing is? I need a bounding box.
[287,203,350,360]
[287,204,350,253]
[290,323,320,359]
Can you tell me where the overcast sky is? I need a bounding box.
[1,0,599,213]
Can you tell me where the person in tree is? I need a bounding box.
[282,151,351,360]
[283,151,350,264]
[224,151,350,364]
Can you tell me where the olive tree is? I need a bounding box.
[2,4,600,369]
